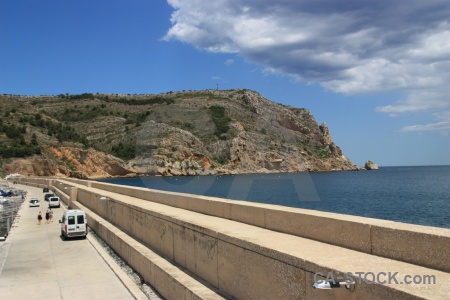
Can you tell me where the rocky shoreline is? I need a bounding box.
[1,145,377,180]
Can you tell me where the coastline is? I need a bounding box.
[89,166,368,181]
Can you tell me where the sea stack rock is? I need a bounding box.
[365,160,379,170]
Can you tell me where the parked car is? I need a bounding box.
[48,196,60,208]
[60,209,88,239]
[43,187,49,192]
[29,198,40,207]
[44,193,55,201]
[0,190,12,197]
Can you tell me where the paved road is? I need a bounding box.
[0,184,135,300]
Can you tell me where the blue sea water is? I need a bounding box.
[98,166,450,229]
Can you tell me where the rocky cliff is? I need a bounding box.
[0,89,359,178]
[1,147,134,178]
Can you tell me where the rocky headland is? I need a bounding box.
[0,89,364,178]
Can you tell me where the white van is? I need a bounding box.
[48,196,60,208]
[59,209,88,239]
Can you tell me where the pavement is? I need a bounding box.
[0,184,146,300]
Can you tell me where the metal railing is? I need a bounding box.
[0,189,27,239]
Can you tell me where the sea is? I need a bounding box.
[98,166,450,229]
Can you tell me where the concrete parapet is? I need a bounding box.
[63,177,90,187]
[54,188,70,205]
[85,179,450,273]
[217,240,306,299]
[18,178,450,299]
[76,201,226,300]
[71,183,450,299]
[53,180,72,195]
[68,187,78,209]
[264,207,372,252]
[371,222,450,272]
[20,177,54,189]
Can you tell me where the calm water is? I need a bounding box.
[99,166,450,229]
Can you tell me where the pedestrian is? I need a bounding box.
[37,211,42,225]
[49,208,53,222]
[45,209,50,224]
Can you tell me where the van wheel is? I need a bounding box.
[61,231,65,240]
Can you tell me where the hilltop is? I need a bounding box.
[0,89,358,178]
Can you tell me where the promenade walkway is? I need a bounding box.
[0,184,144,300]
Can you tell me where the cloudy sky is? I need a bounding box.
[1,0,449,166]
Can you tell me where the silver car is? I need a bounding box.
[29,198,40,207]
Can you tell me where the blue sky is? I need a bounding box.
[1,0,449,167]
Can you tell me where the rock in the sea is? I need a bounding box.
[365,160,379,170]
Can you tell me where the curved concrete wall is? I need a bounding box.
[19,177,450,273]
[18,177,450,299]
[81,179,450,273]
[72,188,439,299]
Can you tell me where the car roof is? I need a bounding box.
[65,209,85,214]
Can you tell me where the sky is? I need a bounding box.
[1,0,449,167]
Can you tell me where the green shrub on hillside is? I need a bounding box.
[125,111,150,125]
[214,155,229,165]
[0,117,43,158]
[111,142,136,160]
[17,114,89,147]
[50,107,110,122]
[0,145,41,158]
[209,106,231,138]
[104,96,175,106]
[64,93,95,100]
[0,123,25,139]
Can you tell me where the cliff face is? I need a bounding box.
[2,147,134,178]
[1,89,358,178]
[127,90,356,176]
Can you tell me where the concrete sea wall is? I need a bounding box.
[19,177,450,299]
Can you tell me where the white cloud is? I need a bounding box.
[164,0,450,131]
[376,88,450,114]
[224,59,234,65]
[400,111,450,134]
[401,122,450,132]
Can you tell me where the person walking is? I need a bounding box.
[49,208,53,222]
[37,211,42,225]
[45,209,50,224]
